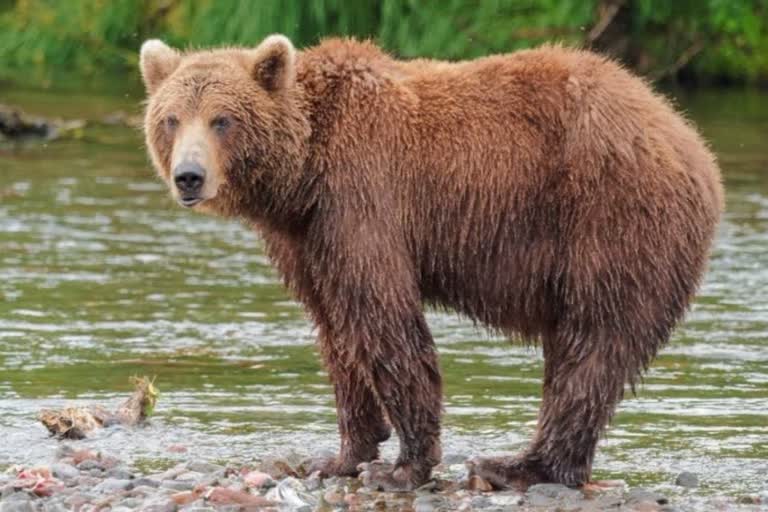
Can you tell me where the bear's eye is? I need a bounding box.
[164,115,179,131]
[211,115,231,133]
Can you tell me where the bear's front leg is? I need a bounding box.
[354,306,443,491]
[304,328,392,477]
[307,214,443,491]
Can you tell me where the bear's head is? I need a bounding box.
[140,35,311,220]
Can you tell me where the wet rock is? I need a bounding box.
[265,477,316,510]
[160,479,196,491]
[65,492,93,509]
[0,491,35,511]
[242,470,275,490]
[130,478,160,489]
[205,487,274,508]
[94,478,133,493]
[674,471,699,488]
[50,463,79,481]
[186,461,223,474]
[527,483,583,499]
[119,497,143,508]
[323,487,345,507]
[42,501,69,512]
[413,494,447,512]
[594,494,624,508]
[76,459,103,472]
[259,456,298,479]
[470,495,493,508]
[488,492,524,508]
[106,468,134,480]
[173,471,204,482]
[626,488,669,505]
[170,489,203,506]
[526,483,583,508]
[139,495,178,512]
[151,463,187,481]
[304,471,323,492]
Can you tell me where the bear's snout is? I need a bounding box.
[173,161,206,207]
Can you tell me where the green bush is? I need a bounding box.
[0,0,766,87]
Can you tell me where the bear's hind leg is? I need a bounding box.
[468,329,634,488]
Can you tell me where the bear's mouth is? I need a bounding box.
[179,196,203,208]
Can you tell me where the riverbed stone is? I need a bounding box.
[106,468,134,480]
[160,479,196,491]
[626,488,669,505]
[413,494,447,512]
[50,462,79,482]
[76,459,103,472]
[139,495,178,512]
[186,461,224,474]
[674,471,699,488]
[0,492,35,512]
[489,492,524,508]
[94,478,133,493]
[130,478,160,489]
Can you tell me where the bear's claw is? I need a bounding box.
[358,460,429,492]
[466,455,551,491]
[302,454,361,478]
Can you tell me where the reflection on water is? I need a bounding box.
[0,86,766,498]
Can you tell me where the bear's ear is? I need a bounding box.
[140,39,181,94]
[251,34,296,92]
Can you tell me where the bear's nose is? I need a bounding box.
[173,161,206,194]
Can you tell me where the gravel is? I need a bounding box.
[0,452,758,511]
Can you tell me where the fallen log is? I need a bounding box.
[38,376,159,439]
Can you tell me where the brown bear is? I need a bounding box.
[139,35,723,491]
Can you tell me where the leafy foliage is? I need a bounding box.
[0,0,766,86]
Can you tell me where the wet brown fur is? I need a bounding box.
[141,36,723,490]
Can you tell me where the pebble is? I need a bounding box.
[106,468,135,480]
[674,471,699,488]
[120,497,143,508]
[1,454,754,511]
[488,492,524,507]
[626,488,669,505]
[139,495,177,512]
[243,470,274,489]
[94,478,133,493]
[76,459,103,472]
[131,478,161,489]
[186,461,224,474]
[160,479,196,491]
[50,463,79,482]
[413,494,446,512]
[0,493,34,512]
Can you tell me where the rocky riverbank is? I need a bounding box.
[0,103,140,142]
[2,447,765,511]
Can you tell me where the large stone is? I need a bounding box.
[93,478,133,493]
[50,463,79,482]
[413,494,447,512]
[160,479,196,491]
[674,471,699,488]
[626,488,669,505]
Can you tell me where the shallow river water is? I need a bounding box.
[0,85,766,504]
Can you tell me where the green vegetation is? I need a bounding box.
[0,0,766,87]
